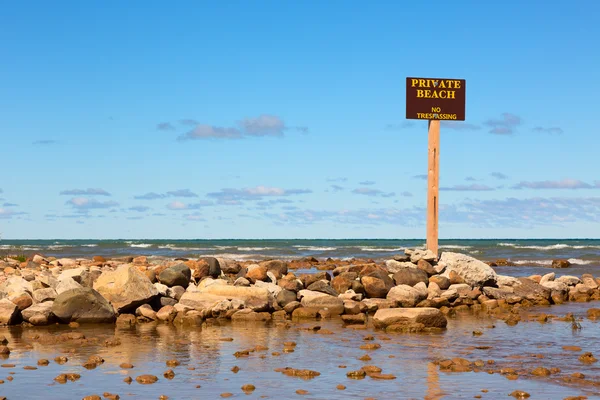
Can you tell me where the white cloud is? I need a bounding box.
[60,188,111,196]
[66,197,118,210]
[440,184,495,191]
[512,178,600,190]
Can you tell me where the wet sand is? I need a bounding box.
[0,302,599,399]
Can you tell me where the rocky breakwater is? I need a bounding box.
[0,249,598,332]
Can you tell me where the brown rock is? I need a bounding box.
[331,275,353,294]
[562,346,582,351]
[275,367,320,378]
[135,374,158,384]
[587,308,600,319]
[37,359,49,366]
[296,389,309,395]
[429,275,451,290]
[133,256,147,265]
[241,384,256,392]
[93,256,106,263]
[531,367,551,376]
[83,396,102,400]
[551,259,570,268]
[119,363,134,369]
[578,352,597,363]
[103,393,120,400]
[509,391,530,398]
[11,293,33,311]
[361,276,392,298]
[246,265,269,283]
[417,259,437,276]
[220,393,233,398]
[336,384,346,390]
[166,359,180,367]
[123,376,132,384]
[163,369,175,379]
[346,370,366,379]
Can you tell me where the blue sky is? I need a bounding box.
[1,1,599,239]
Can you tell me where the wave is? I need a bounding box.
[498,243,571,250]
[360,247,404,252]
[439,245,473,250]
[237,247,274,251]
[129,243,153,248]
[513,258,596,266]
[81,244,98,247]
[293,246,337,251]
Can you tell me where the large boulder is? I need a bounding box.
[32,288,58,303]
[178,292,230,311]
[196,285,271,311]
[51,288,115,323]
[512,278,552,304]
[0,277,33,297]
[361,276,393,298]
[22,301,54,325]
[259,260,288,279]
[56,277,83,294]
[393,268,429,287]
[386,284,427,307]
[439,252,497,287]
[0,298,19,325]
[298,290,344,315]
[373,307,447,329]
[385,260,418,274]
[158,264,191,287]
[93,265,158,313]
[200,257,222,278]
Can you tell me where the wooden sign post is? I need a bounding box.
[406,77,466,256]
[427,120,440,255]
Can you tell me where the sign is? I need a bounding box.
[406,77,466,121]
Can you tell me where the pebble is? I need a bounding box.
[23,366,37,370]
[123,376,133,384]
[241,384,256,392]
[54,356,68,364]
[296,389,308,395]
[231,366,240,373]
[37,359,49,366]
[509,390,530,399]
[336,384,346,390]
[103,393,120,400]
[166,359,180,367]
[163,369,175,379]
[82,396,102,400]
[220,393,233,398]
[119,363,134,369]
[0,347,9,355]
[136,375,158,384]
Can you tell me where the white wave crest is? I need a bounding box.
[237,247,274,251]
[129,243,153,248]
[567,258,595,265]
[81,244,98,247]
[293,246,337,251]
[513,258,595,266]
[360,247,404,252]
[498,243,571,250]
[439,245,473,250]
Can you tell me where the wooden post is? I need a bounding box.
[427,120,440,256]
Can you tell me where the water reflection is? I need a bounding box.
[0,302,598,399]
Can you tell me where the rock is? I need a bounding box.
[393,268,429,287]
[331,275,353,294]
[135,374,158,384]
[298,290,344,315]
[158,264,191,287]
[341,313,367,324]
[387,285,427,307]
[246,265,269,283]
[0,276,33,296]
[361,298,396,313]
[540,272,555,284]
[254,280,282,297]
[56,277,83,294]
[51,288,116,323]
[21,301,53,325]
[167,286,185,301]
[156,306,177,322]
[409,249,437,263]
[513,278,551,304]
[201,285,271,311]
[231,309,271,321]
[57,258,77,267]
[540,281,568,292]
[259,260,288,279]
[307,280,337,296]
[361,276,393,298]
[582,274,599,290]
[587,308,600,320]
[556,275,580,286]
[439,252,497,287]
[32,288,57,303]
[11,293,33,311]
[0,299,19,325]
[216,258,239,275]
[496,275,521,286]
[373,308,447,329]
[276,289,298,308]
[132,256,147,265]
[234,277,250,287]
[153,283,168,296]
[385,260,418,274]
[135,304,157,320]
[284,301,301,314]
[93,265,158,313]
[32,255,48,264]
[199,257,222,278]
[551,259,570,268]
[278,276,303,292]
[429,275,450,290]
[417,259,437,276]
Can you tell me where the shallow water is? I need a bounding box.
[0,302,599,399]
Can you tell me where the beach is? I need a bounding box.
[0,246,599,399]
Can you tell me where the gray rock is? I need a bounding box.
[234,277,251,286]
[439,252,497,287]
[386,285,427,307]
[167,285,186,301]
[283,301,301,313]
[153,282,168,296]
[276,289,298,307]
[160,297,178,307]
[158,264,191,287]
[200,257,222,278]
[55,277,83,295]
[32,288,57,303]
[385,260,418,274]
[93,265,158,313]
[306,280,338,296]
[409,249,437,264]
[51,288,115,323]
[540,272,555,284]
[0,277,33,296]
[216,258,240,275]
[556,275,581,286]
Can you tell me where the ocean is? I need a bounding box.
[1,239,599,267]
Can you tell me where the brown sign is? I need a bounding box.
[406,77,466,121]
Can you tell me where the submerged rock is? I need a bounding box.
[372,308,447,330]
